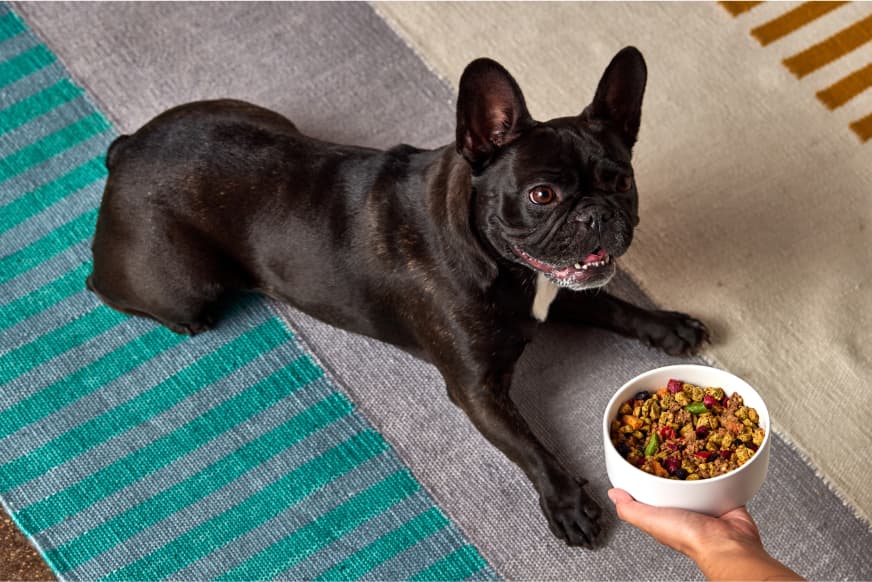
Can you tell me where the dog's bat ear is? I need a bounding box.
[582,46,647,148]
[456,58,533,172]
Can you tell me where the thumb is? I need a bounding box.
[607,488,634,505]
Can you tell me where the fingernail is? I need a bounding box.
[607,489,618,504]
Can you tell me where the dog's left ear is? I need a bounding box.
[456,58,534,171]
[582,46,647,148]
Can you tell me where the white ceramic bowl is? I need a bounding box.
[603,364,770,516]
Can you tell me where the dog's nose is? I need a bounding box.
[574,206,612,231]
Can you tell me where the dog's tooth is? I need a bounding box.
[574,263,582,269]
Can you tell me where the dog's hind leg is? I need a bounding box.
[88,221,244,335]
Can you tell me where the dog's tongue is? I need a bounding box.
[583,248,608,264]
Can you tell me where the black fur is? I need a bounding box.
[88,47,708,547]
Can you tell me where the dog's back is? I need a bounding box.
[89,99,433,345]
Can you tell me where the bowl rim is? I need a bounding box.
[603,364,771,486]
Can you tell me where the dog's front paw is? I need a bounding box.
[636,310,710,356]
[539,477,602,548]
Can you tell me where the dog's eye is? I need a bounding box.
[528,186,556,205]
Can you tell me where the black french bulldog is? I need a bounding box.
[87,47,708,548]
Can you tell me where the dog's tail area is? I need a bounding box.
[105,135,130,171]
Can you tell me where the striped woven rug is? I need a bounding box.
[0,6,495,580]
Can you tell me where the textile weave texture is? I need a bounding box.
[376,0,872,529]
[5,1,872,579]
[0,7,495,580]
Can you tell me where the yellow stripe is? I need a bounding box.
[849,111,872,141]
[751,1,848,46]
[783,13,872,78]
[720,1,764,17]
[816,62,872,109]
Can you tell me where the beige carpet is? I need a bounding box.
[376,0,872,525]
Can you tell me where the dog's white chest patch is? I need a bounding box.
[532,272,559,322]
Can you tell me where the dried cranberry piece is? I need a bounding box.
[747,443,759,451]
[719,450,732,459]
[695,425,710,438]
[703,395,718,408]
[632,456,645,467]
[659,426,675,439]
[667,379,683,394]
[694,451,715,461]
[663,457,681,475]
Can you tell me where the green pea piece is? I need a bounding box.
[644,433,659,457]
[684,402,708,415]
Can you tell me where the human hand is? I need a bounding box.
[607,488,761,558]
[608,488,802,581]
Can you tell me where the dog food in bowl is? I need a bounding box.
[609,379,765,480]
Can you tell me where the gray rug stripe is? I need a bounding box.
[65,412,368,580]
[3,304,269,503]
[0,245,91,308]
[277,488,436,581]
[0,313,152,410]
[14,2,872,580]
[0,343,289,495]
[0,61,68,112]
[0,172,100,253]
[39,376,339,551]
[0,290,94,355]
[172,452,400,579]
[0,132,107,207]
[0,94,91,158]
[0,27,48,104]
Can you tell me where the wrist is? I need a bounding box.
[689,538,760,578]
[693,541,801,581]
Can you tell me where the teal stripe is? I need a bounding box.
[0,11,25,43]
[314,507,450,581]
[220,470,421,580]
[0,263,91,328]
[0,208,96,285]
[0,317,290,492]
[47,391,354,573]
[409,545,489,582]
[104,429,389,581]
[0,45,54,89]
[0,304,126,386]
[0,111,110,183]
[0,79,83,134]
[0,155,105,232]
[17,356,323,532]
[0,324,184,441]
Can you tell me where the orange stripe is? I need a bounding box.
[817,62,872,109]
[720,1,764,17]
[849,112,872,142]
[783,13,872,78]
[752,1,848,46]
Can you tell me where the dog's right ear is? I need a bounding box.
[456,58,533,172]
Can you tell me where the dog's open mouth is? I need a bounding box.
[513,246,615,289]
